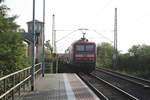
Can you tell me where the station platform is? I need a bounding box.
[21,73,100,100]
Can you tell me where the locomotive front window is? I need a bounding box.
[85,45,94,52]
[76,45,84,51]
[75,44,94,52]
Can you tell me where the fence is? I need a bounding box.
[45,61,59,73]
[0,63,42,100]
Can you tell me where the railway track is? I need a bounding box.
[96,67,150,87]
[92,67,150,100]
[78,73,138,100]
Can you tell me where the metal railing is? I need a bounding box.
[0,63,42,100]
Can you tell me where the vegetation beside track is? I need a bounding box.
[96,42,150,79]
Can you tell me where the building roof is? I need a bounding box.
[20,32,33,43]
[27,20,43,24]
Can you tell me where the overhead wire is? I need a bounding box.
[55,29,114,52]
[57,35,80,52]
[98,0,113,15]
[93,30,113,43]
[56,30,77,43]
[55,30,77,31]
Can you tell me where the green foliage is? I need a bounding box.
[0,2,19,33]
[96,42,150,77]
[0,1,31,76]
[0,32,31,76]
[118,44,150,77]
[0,0,4,3]
[44,40,53,73]
[44,40,52,62]
[96,42,114,68]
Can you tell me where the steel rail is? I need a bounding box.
[78,74,109,100]
[97,67,150,84]
[90,73,139,100]
[96,67,150,88]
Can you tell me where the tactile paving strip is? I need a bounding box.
[67,74,100,100]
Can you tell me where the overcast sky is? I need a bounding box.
[4,0,150,53]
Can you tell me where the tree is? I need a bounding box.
[0,0,30,76]
[97,42,114,68]
[128,44,150,57]
[45,40,52,52]
[118,44,150,77]
[44,40,52,62]
[0,3,19,32]
[44,40,53,73]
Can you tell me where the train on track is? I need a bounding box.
[64,37,96,73]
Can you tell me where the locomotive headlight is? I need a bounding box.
[86,54,95,57]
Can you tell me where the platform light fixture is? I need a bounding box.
[27,20,44,36]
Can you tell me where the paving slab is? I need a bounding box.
[20,73,100,100]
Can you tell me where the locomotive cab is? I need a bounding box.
[64,37,96,73]
[71,38,96,72]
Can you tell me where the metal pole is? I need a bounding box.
[113,8,118,69]
[115,8,117,52]
[52,14,56,53]
[42,0,45,77]
[52,15,54,53]
[54,29,56,53]
[31,0,35,91]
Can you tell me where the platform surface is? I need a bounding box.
[21,73,100,100]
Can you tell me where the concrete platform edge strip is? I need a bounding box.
[75,74,100,100]
[63,74,76,100]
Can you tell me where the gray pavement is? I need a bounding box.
[21,74,67,100]
[19,73,100,100]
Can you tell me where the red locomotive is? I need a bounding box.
[64,37,96,73]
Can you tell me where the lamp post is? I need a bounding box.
[42,0,45,77]
[28,20,44,92]
[31,0,35,91]
[27,19,44,91]
[27,0,45,91]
